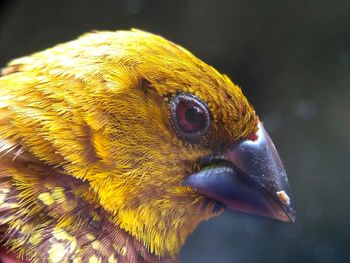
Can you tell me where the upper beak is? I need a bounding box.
[183,122,295,222]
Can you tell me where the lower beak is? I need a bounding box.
[183,122,295,222]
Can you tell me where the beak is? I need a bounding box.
[183,122,295,222]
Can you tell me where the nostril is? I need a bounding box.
[247,132,258,141]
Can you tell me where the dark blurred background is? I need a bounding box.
[1,1,349,262]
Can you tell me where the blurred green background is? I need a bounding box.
[1,0,349,262]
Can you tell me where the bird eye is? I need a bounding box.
[170,93,210,141]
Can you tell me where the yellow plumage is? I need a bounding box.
[0,29,258,262]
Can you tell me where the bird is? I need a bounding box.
[0,29,295,263]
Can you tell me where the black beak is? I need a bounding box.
[183,122,295,222]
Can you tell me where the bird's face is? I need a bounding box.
[2,30,294,258]
[47,31,293,256]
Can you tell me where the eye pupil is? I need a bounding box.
[170,93,211,141]
[185,107,200,124]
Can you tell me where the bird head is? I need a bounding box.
[1,30,295,259]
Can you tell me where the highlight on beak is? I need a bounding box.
[183,122,295,222]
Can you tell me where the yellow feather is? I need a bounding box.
[0,29,258,260]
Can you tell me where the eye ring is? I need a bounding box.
[170,93,211,142]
